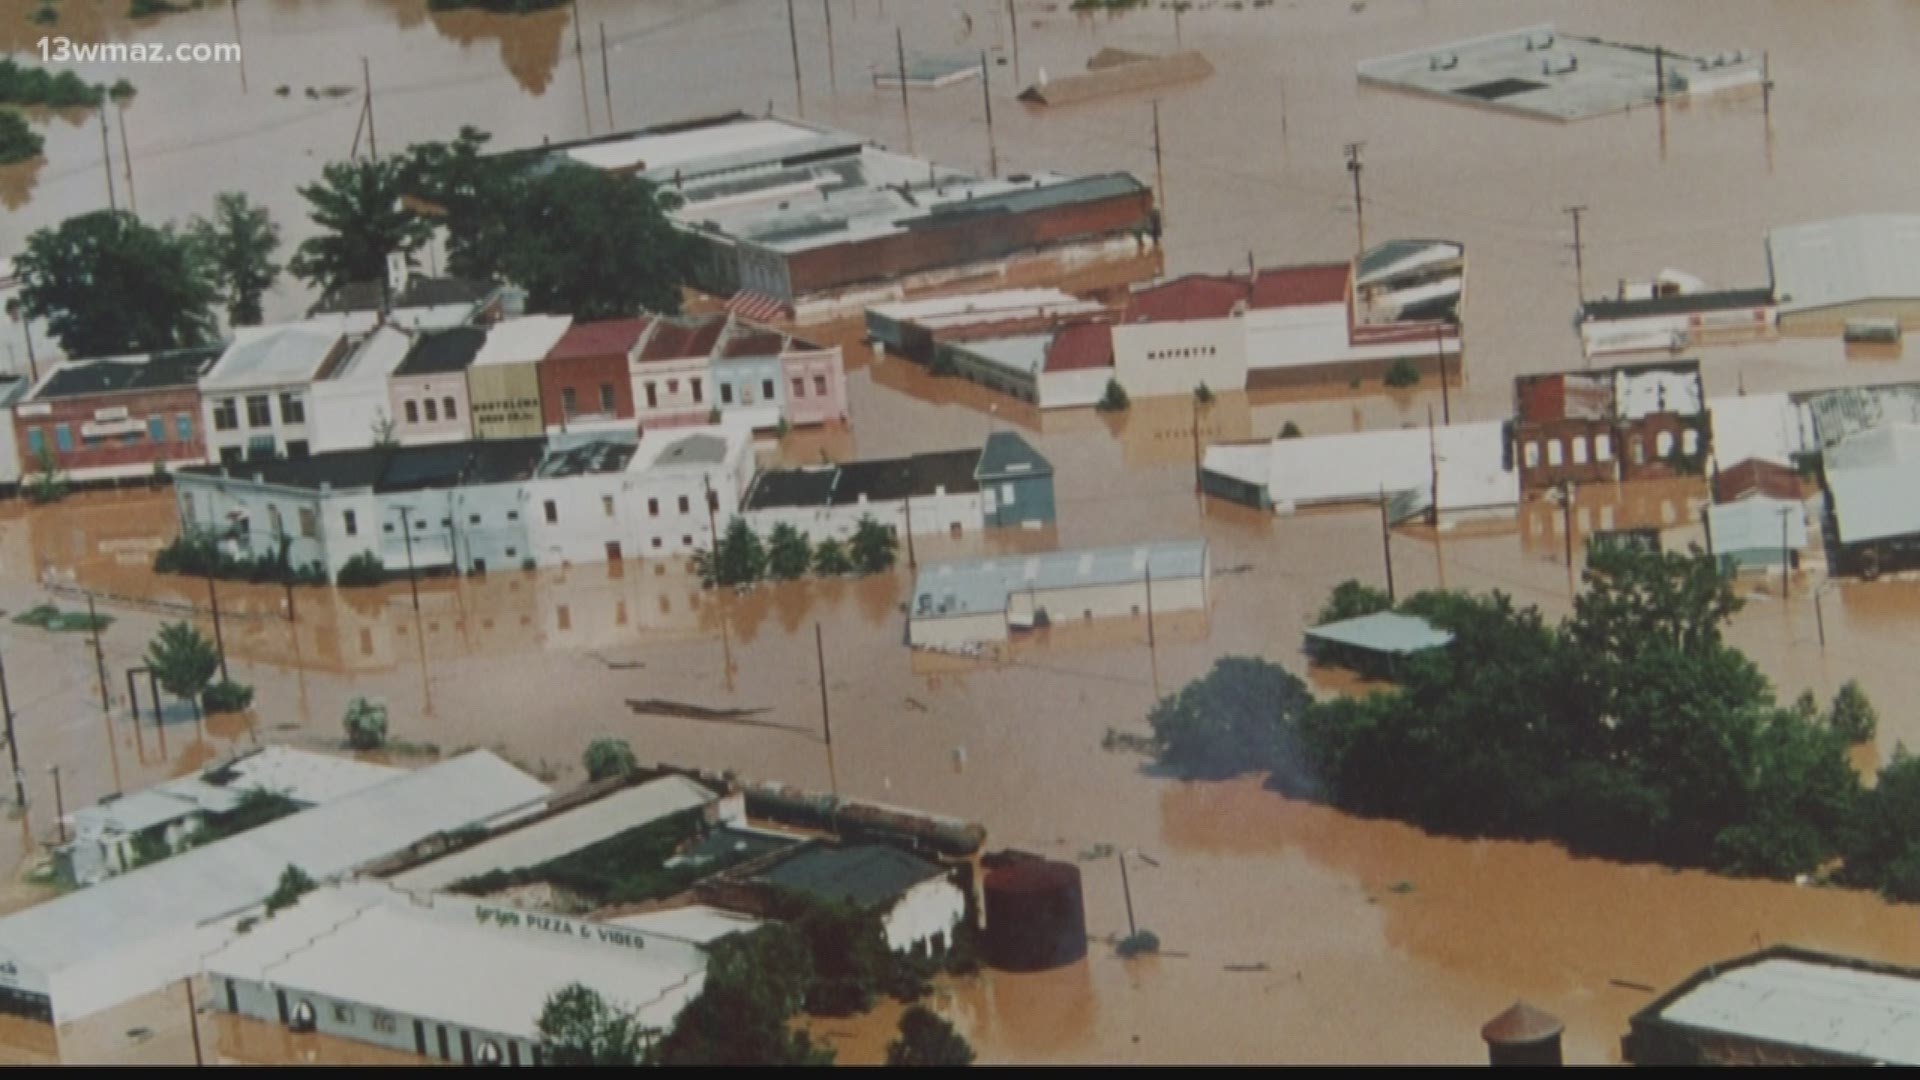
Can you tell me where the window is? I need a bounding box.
[268,505,284,537]
[182,493,195,523]
[645,381,658,408]
[602,495,615,518]
[559,387,578,418]
[373,1014,396,1035]
[424,398,438,422]
[691,378,703,404]
[677,495,690,514]
[344,510,358,537]
[814,375,828,396]
[246,395,272,428]
[147,417,165,442]
[443,396,457,421]
[792,377,806,398]
[667,379,679,394]
[648,497,659,517]
[707,489,719,512]
[651,537,662,549]
[544,500,558,524]
[469,513,481,525]
[506,547,517,558]
[762,378,775,401]
[1595,433,1613,462]
[298,507,317,539]
[1682,428,1699,455]
[1546,439,1563,467]
[383,522,395,534]
[506,510,519,522]
[405,400,419,423]
[1656,430,1674,458]
[26,429,44,457]
[721,382,734,405]
[176,413,193,442]
[1571,437,1588,465]
[682,535,693,547]
[1522,441,1538,468]
[54,424,72,452]
[1631,438,1646,465]
[219,446,243,465]
[212,398,238,431]
[280,393,305,425]
[599,384,615,413]
[332,1003,354,1024]
[286,440,309,460]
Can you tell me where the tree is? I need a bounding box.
[25,443,67,505]
[704,923,814,1019]
[583,737,638,782]
[537,983,651,1067]
[697,518,767,589]
[1148,656,1315,781]
[1828,680,1878,745]
[15,210,217,356]
[887,1006,975,1067]
[849,516,898,574]
[1313,579,1392,626]
[342,697,389,750]
[0,111,42,166]
[289,157,433,299]
[188,192,282,327]
[766,523,811,581]
[1384,357,1421,388]
[1279,420,1303,439]
[656,980,833,1066]
[146,622,220,718]
[1193,382,1214,405]
[396,126,520,283]
[812,538,853,576]
[495,162,692,319]
[1097,378,1130,412]
[264,864,315,915]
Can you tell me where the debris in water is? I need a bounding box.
[905,696,929,712]
[1388,880,1416,894]
[1610,978,1657,993]
[1079,842,1115,861]
[625,699,769,721]
[588,653,645,670]
[1224,962,1271,973]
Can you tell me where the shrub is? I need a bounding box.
[887,1006,976,1067]
[583,738,638,782]
[1280,420,1303,439]
[812,539,853,576]
[335,551,385,588]
[1384,358,1421,388]
[201,680,254,714]
[1097,378,1130,412]
[1829,681,1878,744]
[264,864,315,915]
[1313,579,1393,627]
[1116,929,1161,958]
[343,697,389,750]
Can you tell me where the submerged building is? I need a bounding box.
[907,540,1209,651]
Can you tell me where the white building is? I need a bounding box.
[201,322,355,465]
[741,448,984,546]
[616,425,756,560]
[1202,419,1517,518]
[908,540,1210,651]
[308,326,413,454]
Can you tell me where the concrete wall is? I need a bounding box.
[882,877,968,955]
[467,362,545,441]
[1014,575,1206,629]
[176,472,385,580]
[0,405,24,488]
[1518,419,1617,491]
[526,472,630,567]
[779,347,848,427]
[1582,305,1774,358]
[1111,316,1248,399]
[742,487,985,548]
[203,383,314,464]
[389,375,473,445]
[1037,366,1111,410]
[447,484,535,573]
[1778,299,1920,336]
[309,379,396,454]
[1244,303,1350,370]
[220,974,542,1065]
[908,610,1008,650]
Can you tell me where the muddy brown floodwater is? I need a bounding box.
[9,0,1920,1066]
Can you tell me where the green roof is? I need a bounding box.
[975,431,1052,480]
[755,844,944,911]
[1304,611,1453,657]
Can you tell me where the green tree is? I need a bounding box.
[849,516,898,574]
[1828,680,1878,745]
[1279,420,1304,439]
[1313,579,1392,626]
[1193,382,1215,405]
[264,864,315,915]
[1842,749,1920,901]
[704,923,814,1018]
[16,210,217,356]
[146,622,220,718]
[790,899,893,1016]
[289,157,433,300]
[655,980,833,1066]
[498,162,692,319]
[188,191,282,327]
[1569,543,1742,665]
[812,538,853,576]
[1147,656,1315,781]
[583,737,638,782]
[697,518,767,589]
[536,983,651,1066]
[25,443,67,505]
[0,111,42,166]
[887,1006,975,1067]
[342,696,389,750]
[1097,378,1130,412]
[395,125,519,283]
[766,523,811,581]
[1384,357,1421,388]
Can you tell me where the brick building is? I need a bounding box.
[16,347,219,484]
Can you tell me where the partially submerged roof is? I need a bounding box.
[535,438,637,479]
[1635,947,1920,1065]
[177,439,548,494]
[1123,264,1349,324]
[1019,49,1213,107]
[1206,420,1517,516]
[202,323,351,391]
[911,540,1207,619]
[976,431,1052,480]
[1482,1001,1564,1045]
[755,843,947,911]
[32,346,221,400]
[637,315,726,364]
[1824,424,1920,545]
[1305,611,1454,657]
[1582,287,1775,322]
[744,446,988,510]
[1707,497,1807,554]
[1769,214,1920,316]
[395,327,487,377]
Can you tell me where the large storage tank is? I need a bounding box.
[982,854,1087,972]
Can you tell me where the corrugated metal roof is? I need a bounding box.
[1305,611,1454,656]
[976,431,1052,479]
[1769,214,1920,315]
[911,540,1207,619]
[202,323,349,391]
[1207,420,1516,513]
[1659,956,1920,1064]
[755,844,945,910]
[470,314,573,368]
[1044,321,1114,372]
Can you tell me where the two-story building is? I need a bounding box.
[621,426,756,558]
[1513,360,1708,492]
[466,315,570,441]
[390,328,485,446]
[16,347,219,484]
[307,325,413,454]
[200,322,355,465]
[539,317,646,435]
[630,315,725,429]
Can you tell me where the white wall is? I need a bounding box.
[741,488,984,547]
[1038,367,1112,410]
[0,405,21,487]
[908,610,1009,650]
[203,382,314,463]
[310,380,396,454]
[1112,316,1248,399]
[1244,303,1350,370]
[631,357,711,424]
[527,472,630,567]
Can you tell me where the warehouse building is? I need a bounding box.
[0,751,547,1026]
[866,289,1109,365]
[1623,946,1920,1065]
[1820,422,1920,578]
[1705,497,1807,574]
[1579,275,1775,359]
[206,882,708,1066]
[1201,419,1517,519]
[908,540,1209,651]
[1769,214,1920,336]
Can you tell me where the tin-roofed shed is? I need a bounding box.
[1305,610,1453,678]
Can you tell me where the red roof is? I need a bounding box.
[720,328,787,359]
[545,317,652,363]
[637,315,726,364]
[1044,321,1115,373]
[1124,274,1249,323]
[1516,372,1612,423]
[1248,263,1350,309]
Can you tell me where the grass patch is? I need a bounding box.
[12,604,112,633]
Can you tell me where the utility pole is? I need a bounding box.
[86,594,109,714]
[901,486,917,569]
[1780,507,1792,598]
[1190,390,1204,494]
[116,100,136,217]
[787,0,805,117]
[1560,480,1576,570]
[815,622,838,798]
[361,57,378,160]
[702,474,721,551]
[1814,585,1826,650]
[1427,406,1440,528]
[599,23,615,130]
[97,103,117,212]
[204,564,229,684]
[395,505,421,613]
[1173,3,1183,49]
[1118,850,1138,937]
[980,50,998,177]
[48,765,65,844]
[1152,100,1166,223]
[1761,50,1773,124]
[1344,142,1366,256]
[184,977,204,1066]
[1564,205,1588,303]
[1377,486,1396,602]
[1435,321,1452,424]
[895,27,914,154]
[823,0,837,96]
[0,641,22,809]
[1007,0,1021,86]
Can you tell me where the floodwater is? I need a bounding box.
[8,0,1920,1066]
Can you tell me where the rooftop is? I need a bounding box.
[1205,419,1518,516]
[1122,264,1350,324]
[177,438,550,494]
[866,289,1103,332]
[74,747,402,843]
[1018,49,1214,107]
[608,904,762,945]
[32,346,221,400]
[637,315,727,364]
[1707,497,1808,554]
[911,540,1208,620]
[1582,287,1776,322]
[201,323,351,391]
[743,446,986,510]
[1824,423,1920,545]
[1639,947,1920,1065]
[976,431,1052,479]
[545,317,653,363]
[1769,214,1920,315]
[321,325,413,386]
[754,843,946,911]
[535,438,638,479]
[395,327,488,377]
[471,315,573,368]
[311,276,499,317]
[1305,611,1454,657]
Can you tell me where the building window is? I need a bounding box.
[469,513,481,525]
[682,535,693,547]
[544,500,558,524]
[286,440,310,460]
[147,416,166,442]
[602,495,615,518]
[373,1013,396,1034]
[211,398,238,431]
[344,510,358,537]
[405,400,420,423]
[181,492,195,523]
[561,387,578,417]
[220,446,243,465]
[246,395,272,428]
[762,378,775,401]
[721,382,734,405]
[599,384,615,413]
[1546,439,1563,467]
[383,522,395,534]
[1571,437,1588,465]
[1595,434,1613,462]
[792,377,806,398]
[506,510,519,522]
[1631,438,1645,465]
[176,413,194,442]
[298,507,317,539]
[25,429,44,458]
[280,393,305,425]
[424,398,439,422]
[1522,441,1538,469]
[1656,430,1675,458]
[645,381,658,408]
[54,424,72,452]
[268,505,284,537]
[443,396,457,421]
[332,1003,354,1024]
[1682,428,1699,456]
[506,547,517,558]
[814,375,828,396]
[677,495,690,514]
[647,497,659,517]
[667,379,679,394]
[691,378,703,404]
[651,537,662,549]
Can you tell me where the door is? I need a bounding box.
[606,541,623,563]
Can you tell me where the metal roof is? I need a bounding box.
[1709,392,1809,469]
[1707,497,1807,554]
[609,905,762,945]
[912,540,1207,619]
[33,347,220,400]
[755,843,946,911]
[1769,214,1920,315]
[1656,955,1920,1064]
[471,315,573,368]
[1582,287,1774,322]
[1206,419,1516,514]
[1825,426,1920,544]
[976,431,1052,479]
[1305,611,1454,657]
[201,323,350,391]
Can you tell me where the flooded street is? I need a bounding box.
[7,0,1920,1065]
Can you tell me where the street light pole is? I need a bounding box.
[48,765,65,844]
[1118,850,1137,937]
[0,641,22,808]
[395,505,421,613]
[204,562,229,684]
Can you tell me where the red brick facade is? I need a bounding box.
[15,384,206,482]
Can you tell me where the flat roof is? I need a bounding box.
[867,288,1099,329]
[471,315,573,368]
[206,883,704,1043]
[322,325,413,385]
[1825,424,1920,544]
[178,439,550,494]
[1708,393,1810,469]
[744,447,986,510]
[395,327,487,377]
[1769,214,1920,315]
[1801,383,1920,448]
[1305,611,1454,656]
[1206,419,1517,515]
[1649,952,1920,1065]
[609,904,762,945]
[1707,497,1807,553]
[755,843,945,910]
[201,323,351,391]
[75,747,401,840]
[0,751,547,1021]
[912,540,1207,619]
[389,775,718,893]
[535,438,638,479]
[32,346,220,400]
[1582,287,1775,322]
